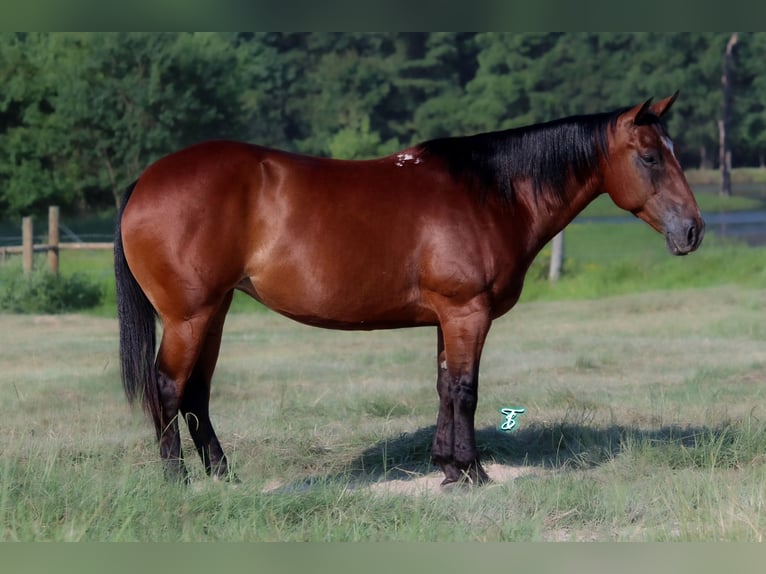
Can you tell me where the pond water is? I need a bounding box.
[696,210,766,246]
[577,210,766,246]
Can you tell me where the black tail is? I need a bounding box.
[115,181,163,439]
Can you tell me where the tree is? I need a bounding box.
[287,33,404,158]
[719,33,739,196]
[730,32,766,167]
[0,33,250,216]
[464,33,563,133]
[49,32,249,209]
[399,32,479,142]
[0,33,76,216]
[236,32,315,150]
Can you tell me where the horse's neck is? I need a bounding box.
[524,173,605,252]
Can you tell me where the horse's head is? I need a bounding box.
[604,92,704,255]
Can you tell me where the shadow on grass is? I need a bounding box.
[322,418,766,486]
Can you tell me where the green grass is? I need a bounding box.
[524,222,766,302]
[4,286,766,540]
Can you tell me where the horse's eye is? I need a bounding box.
[641,153,658,166]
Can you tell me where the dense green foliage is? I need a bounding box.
[0,262,102,313]
[1,32,765,219]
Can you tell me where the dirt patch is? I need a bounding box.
[261,463,534,496]
[365,463,534,496]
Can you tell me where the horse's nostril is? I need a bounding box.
[687,224,696,246]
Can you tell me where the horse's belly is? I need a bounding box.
[239,268,435,330]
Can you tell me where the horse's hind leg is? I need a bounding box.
[180,291,235,480]
[155,302,226,482]
[156,370,187,482]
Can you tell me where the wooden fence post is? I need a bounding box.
[48,206,60,276]
[22,216,33,276]
[549,230,564,282]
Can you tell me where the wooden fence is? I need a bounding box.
[0,206,113,276]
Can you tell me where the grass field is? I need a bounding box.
[3,283,766,541]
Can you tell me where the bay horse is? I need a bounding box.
[115,93,704,486]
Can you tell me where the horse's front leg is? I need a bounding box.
[431,327,461,484]
[431,306,492,486]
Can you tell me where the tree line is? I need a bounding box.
[1,32,763,218]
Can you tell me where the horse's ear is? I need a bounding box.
[650,91,679,118]
[625,98,654,126]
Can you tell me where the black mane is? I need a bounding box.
[419,107,639,205]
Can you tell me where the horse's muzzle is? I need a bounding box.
[665,217,705,256]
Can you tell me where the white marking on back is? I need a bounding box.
[395,152,423,167]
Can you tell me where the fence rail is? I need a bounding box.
[0,243,114,255]
[0,207,113,275]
